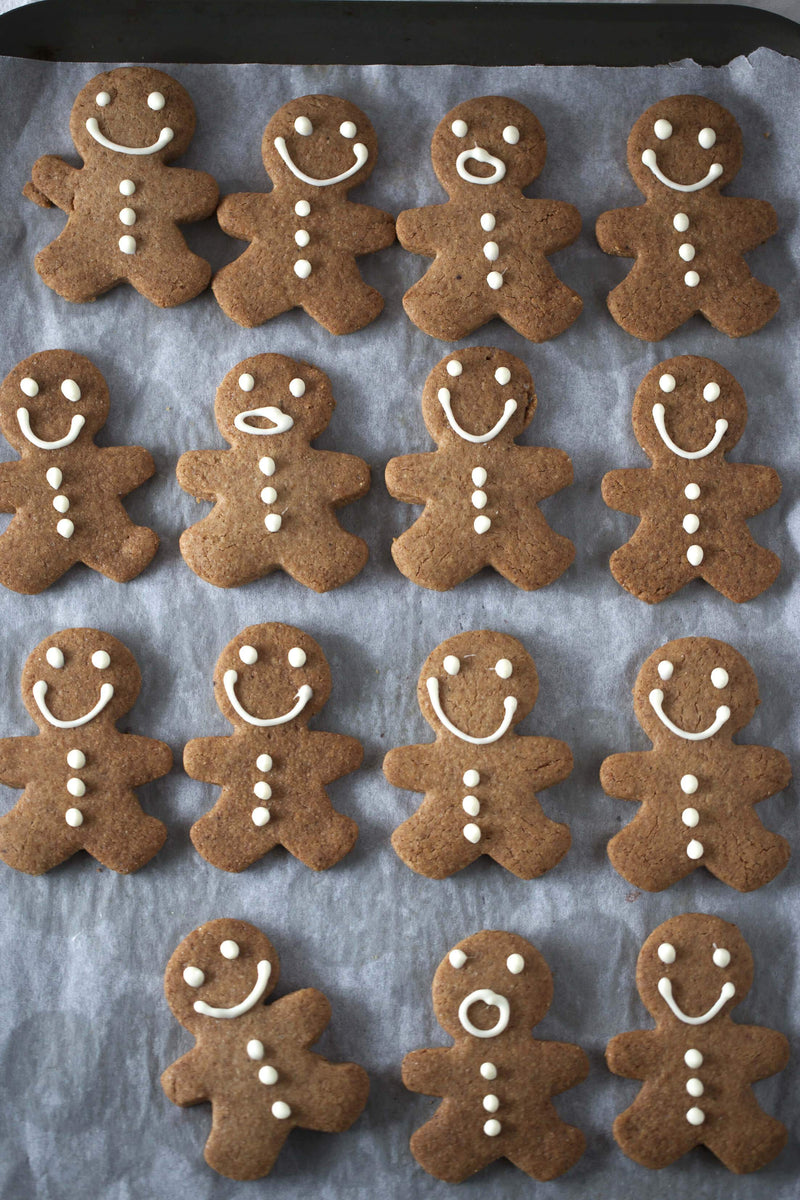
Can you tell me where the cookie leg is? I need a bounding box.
[702,276,780,338]
[488,810,571,880]
[80,803,166,873]
[35,228,120,303]
[180,515,274,588]
[391,512,486,591]
[410,1110,500,1182]
[300,261,385,335]
[608,813,695,891]
[702,1105,787,1173]
[506,1118,585,1180]
[606,271,693,342]
[81,513,158,582]
[609,528,695,603]
[403,264,492,341]
[279,519,368,592]
[707,817,790,892]
[700,536,780,603]
[190,801,283,872]
[128,230,211,307]
[205,1109,288,1181]
[490,520,575,591]
[0,523,75,593]
[392,800,481,878]
[613,1100,697,1168]
[294,1060,369,1131]
[278,793,358,871]
[498,275,583,343]
[212,248,295,328]
[0,801,82,875]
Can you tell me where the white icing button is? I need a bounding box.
[713,947,731,968]
[682,807,700,828]
[446,360,463,377]
[260,486,278,504]
[289,378,306,398]
[462,795,480,817]
[46,647,64,668]
[294,200,311,217]
[687,545,704,566]
[254,781,272,801]
[67,750,86,769]
[449,949,467,969]
[252,806,270,826]
[502,125,520,144]
[220,940,240,960]
[480,1062,497,1081]
[119,179,135,196]
[506,953,524,974]
[259,456,276,477]
[471,490,488,509]
[65,808,83,827]
[119,207,136,226]
[451,119,468,137]
[659,374,676,393]
[684,270,700,287]
[483,241,499,262]
[119,235,136,255]
[678,243,695,262]
[256,754,273,772]
[67,778,86,797]
[686,1077,704,1097]
[272,1101,291,1119]
[486,271,503,290]
[703,382,721,402]
[182,966,204,987]
[680,775,698,795]
[474,515,492,534]
[238,373,255,392]
[265,514,282,532]
[247,1039,265,1060]
[494,367,511,386]
[463,770,480,787]
[294,259,312,279]
[294,229,310,247]
[687,839,704,860]
[686,1107,705,1126]
[673,212,690,232]
[53,495,70,513]
[92,650,111,669]
[56,519,74,539]
[472,467,487,487]
[482,1094,500,1112]
[239,645,258,665]
[259,1065,278,1085]
[684,483,700,500]
[685,1049,703,1069]
[20,377,39,397]
[480,213,496,232]
[483,1119,502,1137]
[46,468,63,489]
[463,823,481,844]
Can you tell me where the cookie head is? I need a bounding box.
[214,354,335,447]
[636,914,751,1024]
[431,97,546,195]
[432,931,552,1040]
[421,348,535,447]
[0,350,109,453]
[627,95,742,198]
[633,637,757,746]
[213,623,331,730]
[418,631,538,742]
[261,95,377,192]
[164,918,279,1034]
[70,66,195,162]
[632,356,746,463]
[21,629,141,731]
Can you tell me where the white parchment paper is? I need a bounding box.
[0,47,797,1200]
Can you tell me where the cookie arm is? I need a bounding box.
[97,446,155,494]
[161,1049,210,1106]
[119,734,173,786]
[385,453,439,504]
[733,744,792,803]
[165,168,219,221]
[383,743,436,792]
[27,155,80,211]
[596,206,647,257]
[537,1041,590,1094]
[267,988,331,1046]
[723,197,778,250]
[724,464,781,517]
[307,731,364,783]
[176,450,230,501]
[183,736,232,785]
[401,1047,453,1097]
[0,461,22,511]
[216,192,271,241]
[600,751,654,801]
[345,202,396,254]
[514,446,573,499]
[606,1030,660,1079]
[0,736,41,786]
[529,198,582,251]
[736,1025,790,1081]
[601,468,650,516]
[311,450,371,504]
[396,205,445,256]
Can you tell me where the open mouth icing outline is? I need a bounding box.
[273,135,369,186]
[193,959,272,1019]
[223,670,312,727]
[85,116,174,155]
[640,148,723,192]
[426,676,517,745]
[652,403,728,460]
[233,406,294,436]
[455,146,507,185]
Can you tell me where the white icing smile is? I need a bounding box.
[427,677,517,745]
[458,989,510,1038]
[456,147,506,185]
[273,136,368,186]
[223,670,312,727]
[658,976,735,1025]
[193,959,272,1019]
[641,148,723,192]
[33,680,115,729]
[233,406,294,436]
[652,403,728,459]
[17,408,85,450]
[85,117,174,155]
[649,688,730,741]
[438,389,517,444]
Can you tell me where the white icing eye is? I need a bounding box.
[494,658,513,679]
[698,127,716,149]
[147,91,165,111]
[60,379,81,402]
[659,374,676,393]
[443,655,460,676]
[494,366,511,386]
[220,940,240,960]
[289,377,305,398]
[449,948,467,968]
[654,118,672,140]
[287,646,307,668]
[506,953,524,974]
[657,942,676,964]
[46,646,64,669]
[703,381,720,402]
[19,377,39,398]
[96,91,111,107]
[438,387,451,404]
[713,947,731,968]
[446,360,463,377]
[339,120,357,138]
[91,650,111,670]
[294,115,313,136]
[657,660,673,681]
[502,125,520,145]
[183,966,205,987]
[451,119,468,137]
[239,645,258,665]
[711,667,729,689]
[238,373,255,392]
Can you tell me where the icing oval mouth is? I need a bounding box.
[438,389,517,444]
[426,676,517,745]
[85,117,174,155]
[658,976,736,1024]
[458,988,510,1038]
[649,688,730,741]
[17,408,85,450]
[273,136,368,186]
[193,959,272,1019]
[456,147,506,185]
[652,403,728,459]
[33,680,115,729]
[233,406,294,436]
[223,670,312,727]
[641,149,723,192]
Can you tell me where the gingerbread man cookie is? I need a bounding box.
[386,348,574,590]
[403,930,588,1182]
[607,914,789,1173]
[601,637,790,893]
[177,355,370,591]
[0,350,158,594]
[25,67,218,307]
[186,624,361,873]
[384,631,572,879]
[397,97,581,342]
[213,95,395,333]
[596,95,779,340]
[602,356,780,604]
[0,629,171,875]
[162,919,369,1180]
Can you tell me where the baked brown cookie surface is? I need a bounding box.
[0,628,171,875]
[607,914,789,1173]
[602,356,780,603]
[384,630,572,879]
[213,95,395,333]
[403,930,588,1182]
[185,623,361,872]
[161,918,369,1180]
[596,95,778,340]
[26,67,218,306]
[397,96,582,342]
